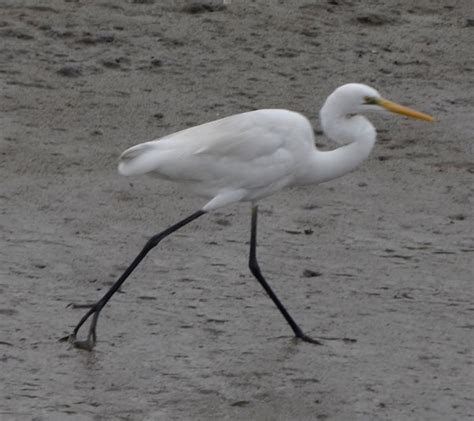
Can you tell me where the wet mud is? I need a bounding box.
[1,1,473,419]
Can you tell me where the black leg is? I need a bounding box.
[248,206,322,345]
[61,210,206,351]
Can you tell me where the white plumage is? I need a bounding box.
[117,83,432,212]
[118,109,313,209]
[63,83,433,351]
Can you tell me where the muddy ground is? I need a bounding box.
[1,0,473,420]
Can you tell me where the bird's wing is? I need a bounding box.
[161,110,294,160]
[118,110,314,189]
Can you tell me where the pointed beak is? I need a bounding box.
[376,98,435,122]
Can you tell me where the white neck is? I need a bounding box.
[296,111,377,185]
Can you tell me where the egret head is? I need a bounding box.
[327,83,434,121]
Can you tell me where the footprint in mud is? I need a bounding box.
[274,48,301,58]
[57,62,104,78]
[0,27,34,40]
[0,308,18,316]
[100,56,131,70]
[180,1,228,14]
[57,64,83,77]
[430,161,474,174]
[354,13,401,26]
[302,269,322,278]
[75,32,116,45]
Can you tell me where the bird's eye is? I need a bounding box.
[364,96,378,105]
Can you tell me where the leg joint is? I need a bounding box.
[146,233,164,249]
[248,256,260,276]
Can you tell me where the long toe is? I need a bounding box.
[66,302,96,309]
[296,333,323,345]
[317,335,357,343]
[58,334,75,343]
[72,337,95,352]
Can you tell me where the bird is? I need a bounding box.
[62,83,434,351]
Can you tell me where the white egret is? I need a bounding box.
[62,83,433,351]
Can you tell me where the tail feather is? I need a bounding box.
[118,143,162,176]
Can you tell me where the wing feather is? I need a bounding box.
[118,109,313,192]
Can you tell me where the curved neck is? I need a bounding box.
[298,113,376,185]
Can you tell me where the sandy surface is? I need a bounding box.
[1,0,473,419]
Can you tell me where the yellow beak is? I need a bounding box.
[376,98,434,122]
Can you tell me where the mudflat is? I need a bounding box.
[1,1,472,420]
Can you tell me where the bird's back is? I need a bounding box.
[118,109,316,203]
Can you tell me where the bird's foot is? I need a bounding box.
[71,335,96,351]
[295,332,323,345]
[59,304,100,352]
[317,335,357,343]
[66,302,96,309]
[294,333,357,345]
[59,332,96,351]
